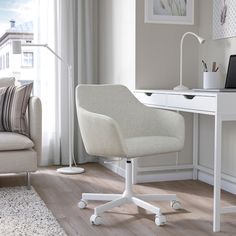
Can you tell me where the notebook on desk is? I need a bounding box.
[193,55,236,92]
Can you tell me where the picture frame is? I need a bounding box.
[145,0,194,25]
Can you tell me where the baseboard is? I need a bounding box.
[99,160,236,194]
[198,170,236,195]
[136,170,193,183]
[99,159,125,178]
[99,160,192,183]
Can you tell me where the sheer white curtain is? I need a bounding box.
[34,0,61,165]
[34,0,98,165]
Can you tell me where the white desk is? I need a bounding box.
[134,89,236,232]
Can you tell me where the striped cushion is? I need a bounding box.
[0,87,7,131]
[0,77,15,88]
[1,83,33,136]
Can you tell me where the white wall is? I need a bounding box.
[198,0,236,177]
[136,0,199,90]
[98,0,135,90]
[135,0,201,169]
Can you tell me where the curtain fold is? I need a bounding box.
[34,0,61,165]
[74,0,99,163]
[34,0,98,165]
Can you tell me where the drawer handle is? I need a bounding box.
[145,92,152,96]
[184,95,195,99]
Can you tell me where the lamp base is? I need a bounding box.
[173,85,189,91]
[57,167,85,174]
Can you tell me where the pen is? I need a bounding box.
[202,60,208,72]
[212,62,216,72]
[215,67,219,72]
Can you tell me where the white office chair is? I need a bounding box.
[76,84,185,226]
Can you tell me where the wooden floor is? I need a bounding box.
[1,163,236,236]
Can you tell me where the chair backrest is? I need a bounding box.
[76,84,159,138]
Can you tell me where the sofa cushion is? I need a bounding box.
[0,132,34,151]
[1,83,33,136]
[0,77,15,87]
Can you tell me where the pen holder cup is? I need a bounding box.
[203,72,223,89]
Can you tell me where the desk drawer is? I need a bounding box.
[167,94,216,112]
[134,92,167,106]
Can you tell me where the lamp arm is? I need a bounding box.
[45,46,74,168]
[21,43,70,68]
[45,45,73,167]
[45,45,66,65]
[181,32,201,41]
[179,32,204,87]
[27,43,73,166]
[180,36,184,87]
[17,41,82,173]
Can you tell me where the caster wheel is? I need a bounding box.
[170,200,182,210]
[155,215,166,226]
[90,214,102,225]
[78,199,88,209]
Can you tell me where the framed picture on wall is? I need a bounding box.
[145,0,194,25]
[213,0,236,39]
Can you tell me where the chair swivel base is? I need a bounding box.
[78,192,181,226]
[78,161,181,226]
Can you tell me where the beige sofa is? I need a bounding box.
[0,78,42,189]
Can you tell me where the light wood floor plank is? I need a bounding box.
[1,163,236,235]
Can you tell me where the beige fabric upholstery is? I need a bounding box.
[76,84,185,159]
[0,150,37,173]
[125,136,182,158]
[0,94,42,174]
[2,83,33,135]
[0,77,15,87]
[0,132,34,151]
[28,96,42,163]
[78,107,127,158]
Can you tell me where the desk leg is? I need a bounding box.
[193,113,199,180]
[132,159,137,184]
[213,115,222,232]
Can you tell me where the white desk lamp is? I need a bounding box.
[174,32,205,91]
[12,41,84,174]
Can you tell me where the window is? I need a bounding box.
[0,0,34,78]
[6,52,9,68]
[22,52,34,67]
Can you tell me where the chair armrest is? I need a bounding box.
[149,108,185,147]
[28,96,42,165]
[77,107,128,158]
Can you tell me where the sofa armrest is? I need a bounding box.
[28,96,42,165]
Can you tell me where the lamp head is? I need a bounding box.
[181,32,206,45]
[197,36,205,44]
